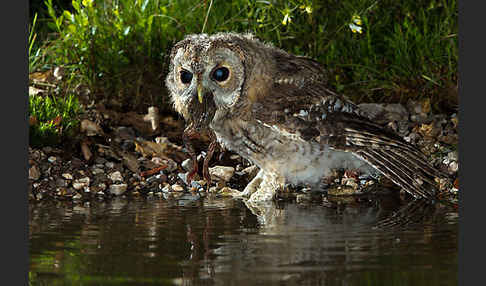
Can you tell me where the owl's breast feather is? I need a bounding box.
[211,119,374,186]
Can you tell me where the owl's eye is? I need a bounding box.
[180,70,193,84]
[211,67,230,82]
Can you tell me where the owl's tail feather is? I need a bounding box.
[356,148,443,200]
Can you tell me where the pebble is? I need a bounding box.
[56,178,67,187]
[181,158,194,172]
[109,184,128,196]
[47,156,57,163]
[105,162,115,169]
[73,193,82,200]
[62,173,73,180]
[108,171,124,182]
[172,184,184,192]
[448,161,459,173]
[165,159,178,173]
[92,168,105,175]
[161,184,171,193]
[73,177,90,190]
[29,165,41,180]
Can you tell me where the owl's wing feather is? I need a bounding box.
[252,79,445,199]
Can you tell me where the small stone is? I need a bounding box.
[72,177,90,190]
[98,183,107,191]
[92,168,105,175]
[191,180,204,190]
[56,178,68,187]
[108,171,124,182]
[209,166,235,182]
[109,184,128,196]
[105,162,115,169]
[448,161,459,173]
[165,159,178,172]
[73,193,82,200]
[47,156,57,163]
[181,158,194,172]
[29,165,41,180]
[178,172,189,185]
[161,184,171,193]
[95,157,107,165]
[62,173,73,180]
[172,184,184,192]
[36,192,43,200]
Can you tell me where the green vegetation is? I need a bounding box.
[29,0,457,145]
[29,93,81,147]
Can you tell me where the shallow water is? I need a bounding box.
[29,195,458,286]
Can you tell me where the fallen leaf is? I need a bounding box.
[453,178,459,189]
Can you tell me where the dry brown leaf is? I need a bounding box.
[29,70,52,82]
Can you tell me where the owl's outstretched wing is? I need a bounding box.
[251,69,445,200]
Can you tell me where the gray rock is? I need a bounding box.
[109,184,128,196]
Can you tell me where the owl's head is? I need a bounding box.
[166,33,272,130]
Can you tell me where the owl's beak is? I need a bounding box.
[197,84,204,104]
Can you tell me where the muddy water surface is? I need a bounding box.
[29,195,458,285]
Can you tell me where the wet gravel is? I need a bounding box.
[28,99,459,205]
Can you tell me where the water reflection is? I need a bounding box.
[29,195,458,286]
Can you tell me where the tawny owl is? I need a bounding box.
[165,32,447,202]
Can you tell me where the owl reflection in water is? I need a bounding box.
[165,32,447,202]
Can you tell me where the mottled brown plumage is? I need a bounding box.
[166,32,446,202]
